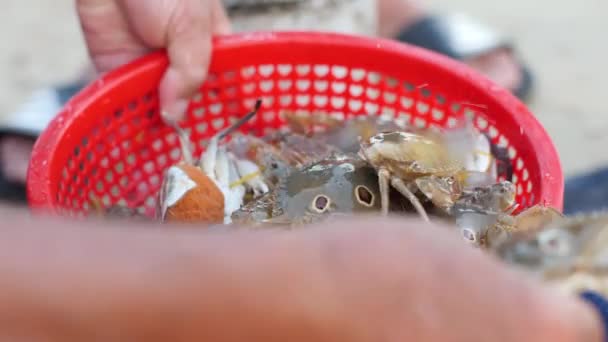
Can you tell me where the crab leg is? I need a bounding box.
[163,117,194,165]
[378,168,391,215]
[201,136,219,178]
[218,99,262,140]
[391,177,430,222]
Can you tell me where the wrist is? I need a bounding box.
[532,286,604,342]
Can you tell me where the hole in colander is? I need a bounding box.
[170,148,181,161]
[382,107,396,117]
[414,118,426,128]
[296,80,311,92]
[314,80,328,92]
[383,92,397,104]
[385,77,398,88]
[280,95,292,106]
[350,68,365,82]
[96,180,104,192]
[126,153,136,165]
[332,82,346,94]
[296,64,311,76]
[401,96,414,109]
[260,80,274,92]
[331,65,348,79]
[279,80,292,91]
[120,175,129,188]
[277,64,292,76]
[420,88,432,98]
[193,108,205,118]
[331,97,346,109]
[296,95,311,107]
[259,64,274,77]
[150,174,161,186]
[432,109,444,121]
[366,72,381,86]
[314,65,330,78]
[102,195,111,207]
[349,100,362,112]
[224,70,236,80]
[366,88,380,100]
[210,103,223,115]
[143,161,155,174]
[110,147,121,160]
[403,82,415,92]
[143,91,154,103]
[364,102,379,115]
[416,102,430,114]
[128,100,138,111]
[114,162,125,174]
[105,170,114,182]
[313,95,328,107]
[212,118,225,130]
[111,185,120,198]
[349,84,363,97]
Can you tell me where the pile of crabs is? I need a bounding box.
[109,100,608,297]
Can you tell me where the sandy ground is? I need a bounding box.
[2,0,607,177]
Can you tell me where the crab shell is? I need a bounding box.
[359,131,464,180]
[157,163,225,224]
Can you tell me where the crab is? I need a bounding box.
[226,131,339,191]
[496,211,608,296]
[357,129,468,222]
[283,111,405,153]
[158,100,270,224]
[457,203,563,250]
[231,152,384,228]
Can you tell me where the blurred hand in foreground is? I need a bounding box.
[0,209,602,341]
[76,0,231,124]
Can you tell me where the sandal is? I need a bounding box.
[563,167,608,215]
[394,13,534,102]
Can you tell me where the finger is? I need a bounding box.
[211,0,232,35]
[77,0,150,74]
[158,0,214,124]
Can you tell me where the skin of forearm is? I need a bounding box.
[0,209,603,341]
[0,211,355,341]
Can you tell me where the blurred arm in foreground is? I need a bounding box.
[0,207,601,341]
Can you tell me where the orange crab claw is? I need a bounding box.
[158,163,225,224]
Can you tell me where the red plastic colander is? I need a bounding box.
[26,31,563,218]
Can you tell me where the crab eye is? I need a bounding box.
[538,230,570,256]
[462,228,477,243]
[355,185,375,207]
[311,195,331,213]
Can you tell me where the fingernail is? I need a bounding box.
[162,99,189,124]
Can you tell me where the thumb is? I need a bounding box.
[212,0,232,35]
[159,0,231,124]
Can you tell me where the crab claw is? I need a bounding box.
[157,163,225,224]
[232,157,269,197]
[214,146,245,224]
